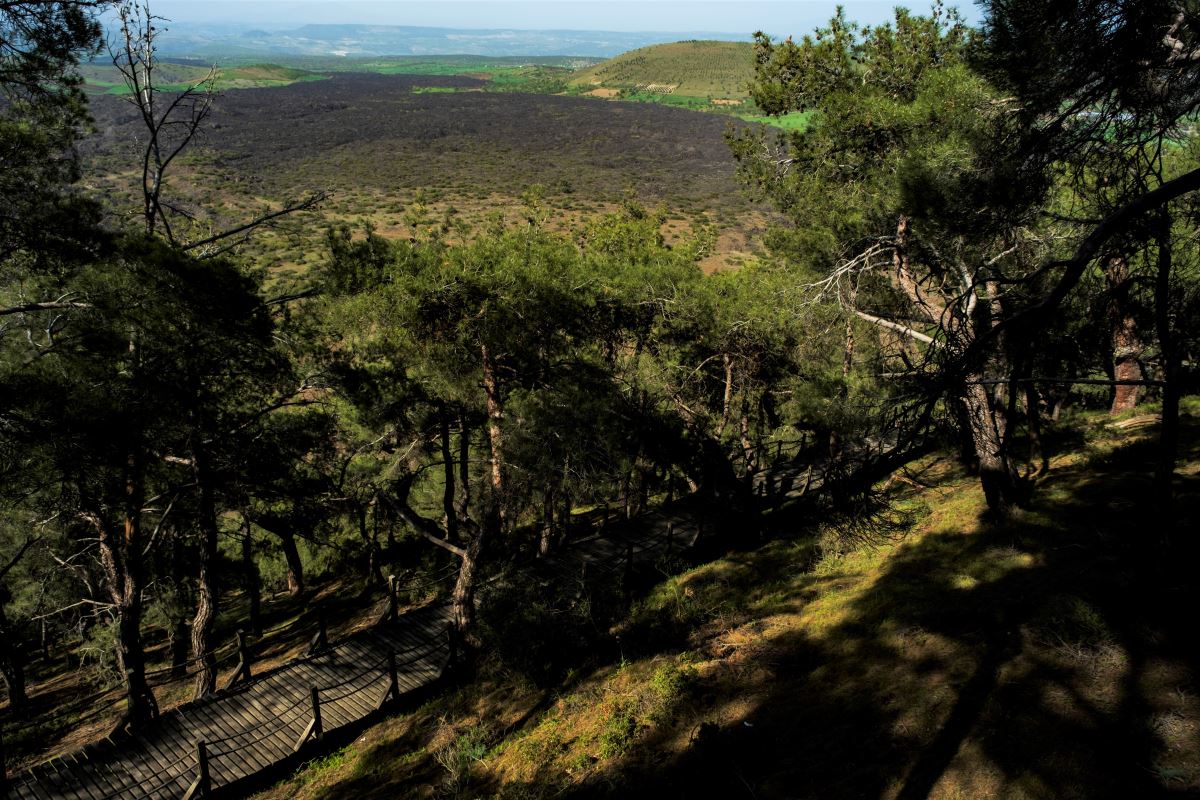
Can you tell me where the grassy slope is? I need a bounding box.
[254,400,1200,799]
[80,63,326,94]
[569,40,753,98]
[566,40,809,130]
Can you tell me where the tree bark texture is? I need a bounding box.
[959,379,1021,516]
[190,446,220,699]
[1105,254,1144,414]
[278,529,305,598]
[95,446,157,730]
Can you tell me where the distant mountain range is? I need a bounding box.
[141,22,749,59]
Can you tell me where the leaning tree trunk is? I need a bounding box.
[277,529,305,598]
[449,343,507,644]
[190,446,221,699]
[1106,254,1144,414]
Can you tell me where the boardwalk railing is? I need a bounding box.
[6,479,754,800]
[6,605,454,800]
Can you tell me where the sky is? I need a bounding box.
[148,1,983,37]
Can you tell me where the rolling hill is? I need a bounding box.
[79,61,325,95]
[568,40,755,100]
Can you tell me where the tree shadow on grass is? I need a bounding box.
[305,417,1200,800]
[560,421,1200,799]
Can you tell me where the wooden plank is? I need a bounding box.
[38,764,87,800]
[92,761,140,800]
[233,691,295,766]
[193,698,247,752]
[203,697,273,778]
[78,749,135,800]
[194,702,262,788]
[326,677,378,720]
[95,741,155,799]
[19,774,55,800]
[278,662,323,705]
[150,717,202,787]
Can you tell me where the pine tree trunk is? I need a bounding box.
[1106,254,1144,414]
[440,409,459,545]
[451,344,507,645]
[717,353,734,438]
[960,379,1021,516]
[242,524,262,637]
[96,446,156,730]
[480,344,506,533]
[456,412,471,522]
[278,530,305,598]
[357,503,383,589]
[450,532,483,640]
[190,447,220,699]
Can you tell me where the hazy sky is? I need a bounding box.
[148,1,983,37]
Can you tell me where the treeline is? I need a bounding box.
[2,0,1200,758]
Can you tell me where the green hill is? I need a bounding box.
[568,40,754,99]
[80,62,325,95]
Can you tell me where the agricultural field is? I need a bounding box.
[80,72,779,285]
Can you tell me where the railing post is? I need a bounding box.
[309,610,328,654]
[387,574,398,622]
[388,650,400,702]
[237,629,251,681]
[311,686,323,740]
[196,740,211,799]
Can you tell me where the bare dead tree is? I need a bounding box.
[110,0,325,254]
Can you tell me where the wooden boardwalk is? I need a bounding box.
[6,466,827,800]
[6,602,452,800]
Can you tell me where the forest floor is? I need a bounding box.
[251,398,1200,800]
